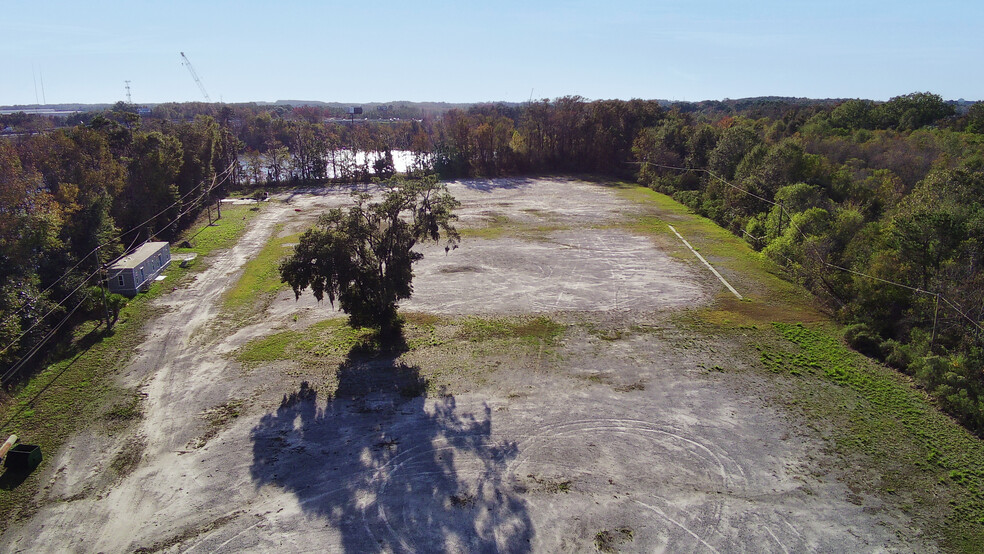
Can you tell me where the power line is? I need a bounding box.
[642,162,984,335]
[3,161,235,324]
[0,162,235,378]
[1,297,86,386]
[0,265,101,361]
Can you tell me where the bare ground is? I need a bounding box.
[0,178,931,552]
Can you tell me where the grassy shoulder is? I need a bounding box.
[221,224,301,324]
[614,182,984,550]
[234,313,565,396]
[611,182,823,325]
[756,322,984,551]
[0,203,262,527]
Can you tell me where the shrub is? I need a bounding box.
[843,323,882,358]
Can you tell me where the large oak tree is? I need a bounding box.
[279,177,459,330]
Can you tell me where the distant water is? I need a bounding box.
[0,108,81,116]
[241,150,430,182]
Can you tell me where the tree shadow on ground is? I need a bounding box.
[457,177,536,193]
[250,332,533,552]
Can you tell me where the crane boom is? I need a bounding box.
[180,52,211,102]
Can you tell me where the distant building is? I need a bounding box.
[107,242,171,296]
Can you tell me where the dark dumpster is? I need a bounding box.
[4,444,42,472]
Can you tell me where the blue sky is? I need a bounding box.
[2,0,981,105]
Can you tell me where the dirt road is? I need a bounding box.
[0,179,926,552]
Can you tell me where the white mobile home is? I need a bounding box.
[107,242,171,296]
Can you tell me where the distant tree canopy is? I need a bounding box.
[0,114,236,375]
[279,177,459,330]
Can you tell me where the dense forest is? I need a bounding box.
[2,93,983,434]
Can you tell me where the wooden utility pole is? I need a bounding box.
[96,257,112,330]
[777,200,785,236]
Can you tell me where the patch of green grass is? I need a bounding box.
[459,211,567,241]
[614,183,822,326]
[177,203,259,254]
[236,313,566,396]
[760,322,984,551]
[236,319,379,367]
[239,315,564,368]
[222,226,300,320]
[456,315,564,345]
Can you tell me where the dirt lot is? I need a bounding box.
[0,179,927,552]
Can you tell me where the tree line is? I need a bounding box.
[2,93,983,435]
[630,93,984,434]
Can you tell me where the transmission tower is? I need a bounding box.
[125,80,132,104]
[180,52,211,102]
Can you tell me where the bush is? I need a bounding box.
[671,190,702,212]
[879,338,910,370]
[843,323,883,358]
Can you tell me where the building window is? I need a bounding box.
[117,275,125,287]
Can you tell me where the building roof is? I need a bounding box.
[109,242,169,270]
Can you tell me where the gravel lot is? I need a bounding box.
[0,179,924,552]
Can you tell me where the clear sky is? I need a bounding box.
[3,0,981,106]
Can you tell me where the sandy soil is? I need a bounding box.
[0,179,928,552]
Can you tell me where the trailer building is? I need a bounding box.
[107,242,171,296]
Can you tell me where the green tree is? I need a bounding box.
[279,177,459,330]
[123,131,183,235]
[966,102,984,134]
[873,92,955,131]
[830,99,875,130]
[708,123,760,180]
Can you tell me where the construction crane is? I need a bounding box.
[180,52,211,102]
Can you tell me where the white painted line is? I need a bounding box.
[667,224,743,300]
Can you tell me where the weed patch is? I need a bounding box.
[102,394,143,423]
[189,399,244,449]
[524,474,572,494]
[456,315,564,344]
[109,436,146,479]
[460,211,567,241]
[594,527,634,553]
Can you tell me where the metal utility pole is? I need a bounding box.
[180,52,211,102]
[125,80,132,104]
